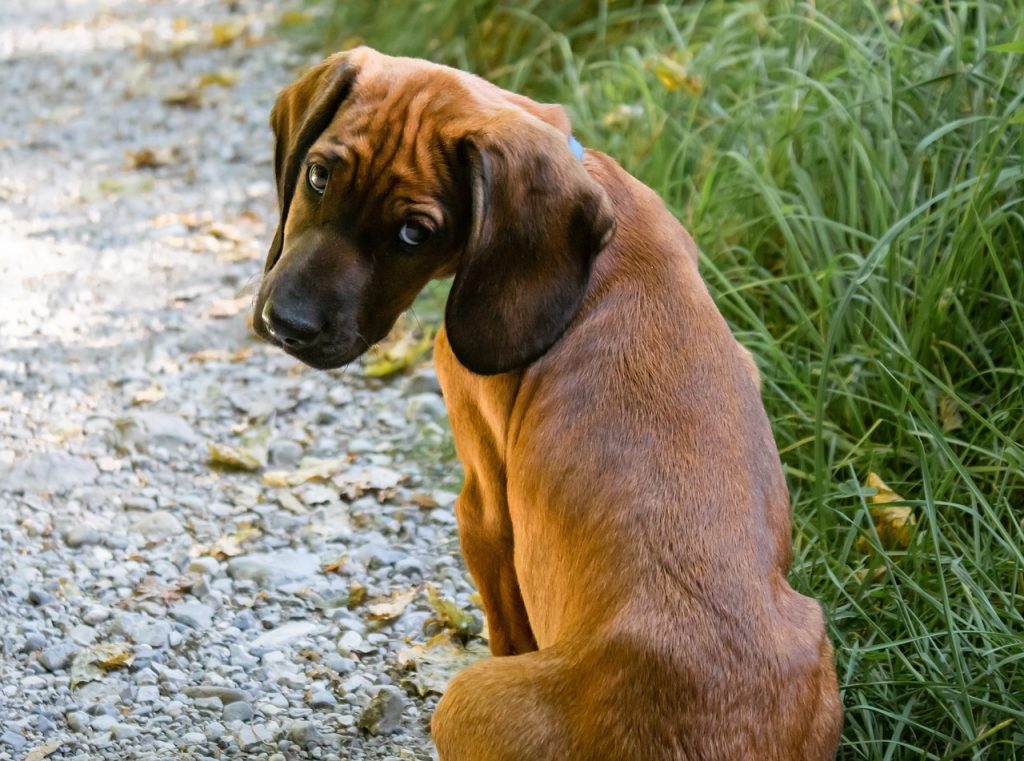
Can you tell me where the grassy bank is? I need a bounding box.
[298,1,1024,758]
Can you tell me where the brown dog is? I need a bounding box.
[253,47,843,761]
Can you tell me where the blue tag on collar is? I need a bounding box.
[568,135,584,161]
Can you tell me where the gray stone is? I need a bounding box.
[237,723,273,750]
[250,621,318,650]
[0,730,26,750]
[39,642,78,671]
[268,438,303,467]
[405,392,448,423]
[28,587,55,606]
[23,631,47,652]
[65,525,103,547]
[358,686,405,736]
[91,714,118,732]
[170,601,214,629]
[205,721,226,741]
[115,411,199,452]
[136,685,161,703]
[286,720,322,747]
[112,724,140,740]
[125,618,171,648]
[129,510,184,541]
[181,731,206,745]
[402,368,442,396]
[227,550,320,587]
[222,701,254,722]
[66,711,89,732]
[309,689,336,709]
[184,686,249,704]
[4,452,99,493]
[186,557,221,577]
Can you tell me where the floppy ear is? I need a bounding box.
[264,55,357,273]
[445,117,615,375]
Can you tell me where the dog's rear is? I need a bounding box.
[432,153,842,760]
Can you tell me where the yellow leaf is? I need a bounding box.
[939,396,963,432]
[197,70,239,89]
[162,89,202,108]
[653,55,703,95]
[211,20,246,47]
[208,441,264,471]
[861,472,916,550]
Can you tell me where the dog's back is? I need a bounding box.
[433,151,842,760]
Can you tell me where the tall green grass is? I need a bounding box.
[302,1,1024,758]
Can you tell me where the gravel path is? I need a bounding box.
[0,3,472,759]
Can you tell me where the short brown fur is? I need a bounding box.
[254,47,843,761]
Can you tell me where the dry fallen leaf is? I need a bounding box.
[263,457,348,487]
[188,347,251,363]
[276,489,308,515]
[70,643,134,687]
[120,576,194,607]
[207,296,251,319]
[322,556,347,574]
[24,740,63,761]
[939,396,964,432]
[132,384,165,405]
[396,631,490,697]
[857,472,916,552]
[125,147,177,170]
[366,587,419,623]
[208,441,264,471]
[162,89,202,108]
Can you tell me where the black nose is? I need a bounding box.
[261,300,322,349]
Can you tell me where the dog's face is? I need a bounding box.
[253,48,614,375]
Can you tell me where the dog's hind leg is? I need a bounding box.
[431,648,572,761]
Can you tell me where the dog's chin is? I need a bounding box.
[281,343,366,371]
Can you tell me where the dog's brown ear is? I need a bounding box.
[264,55,357,273]
[445,118,615,375]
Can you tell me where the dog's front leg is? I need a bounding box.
[456,471,537,656]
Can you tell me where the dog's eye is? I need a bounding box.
[398,221,432,247]
[307,163,329,194]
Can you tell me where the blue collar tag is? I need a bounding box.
[568,135,585,161]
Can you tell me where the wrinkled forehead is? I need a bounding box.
[306,56,492,203]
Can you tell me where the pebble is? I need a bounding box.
[39,642,78,671]
[181,731,206,745]
[170,601,215,629]
[65,525,104,548]
[0,731,26,751]
[223,701,255,722]
[129,510,184,541]
[309,689,337,708]
[251,620,318,650]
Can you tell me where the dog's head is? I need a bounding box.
[253,47,614,375]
